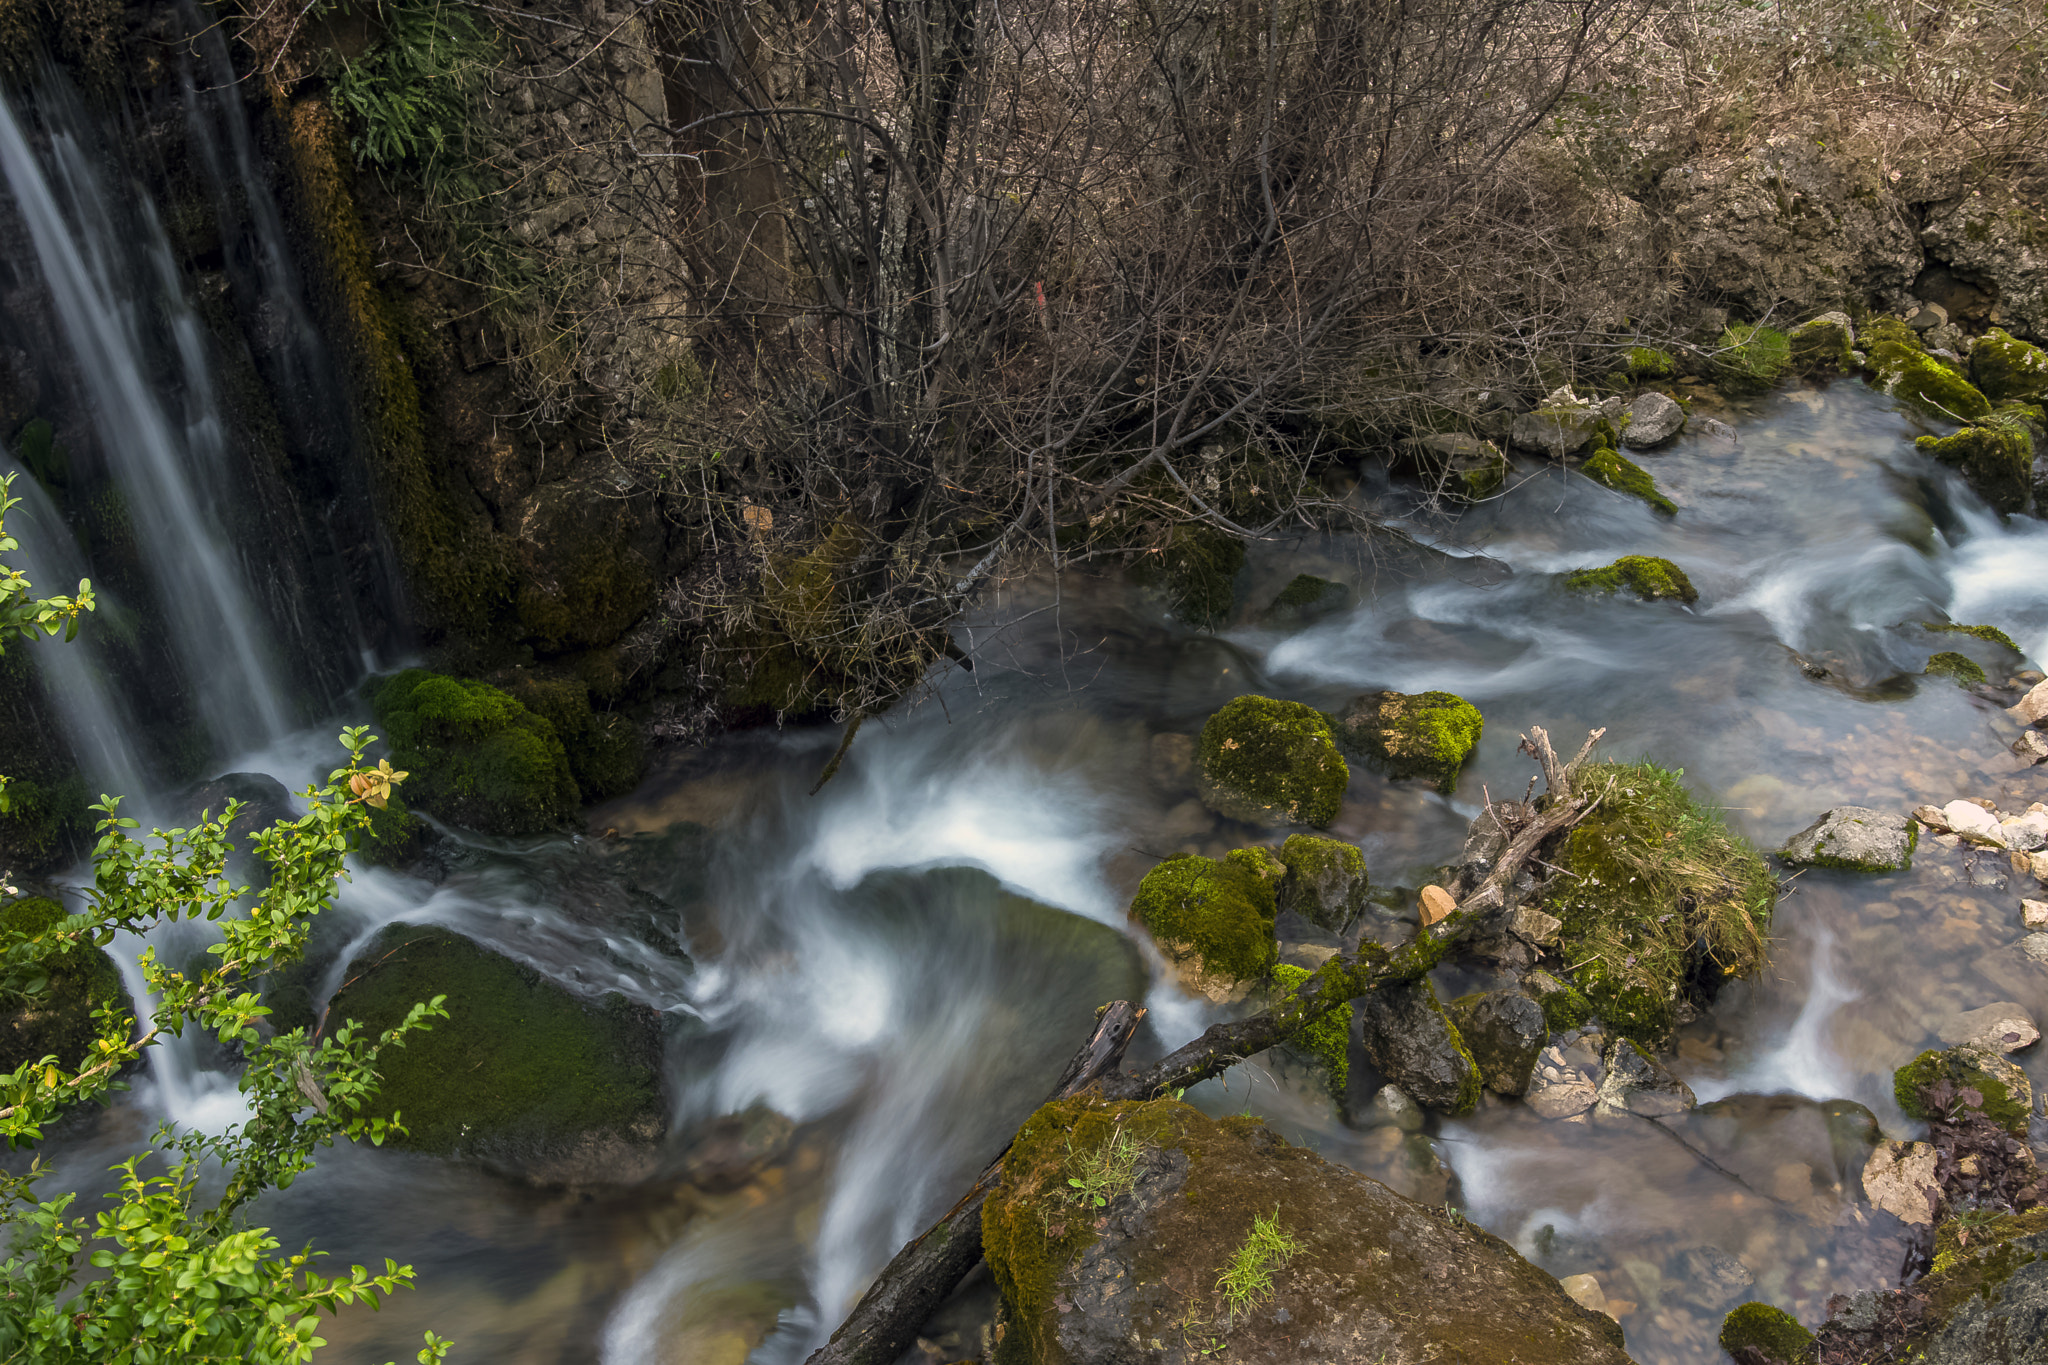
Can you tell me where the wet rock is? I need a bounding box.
[1861,1139,1939,1225]
[2004,811,2048,851]
[679,1105,796,1192]
[1393,433,1509,501]
[1938,1001,2041,1054]
[1970,327,2048,403]
[1895,1045,2037,1133]
[1915,426,2034,515]
[1333,689,1484,794]
[2011,679,2048,726]
[1558,1273,1606,1314]
[1275,834,1368,932]
[1787,312,1856,378]
[1671,1245,1755,1314]
[1358,979,1482,1115]
[1129,851,1281,1003]
[1621,392,1685,449]
[1910,1208,2048,1365]
[1261,574,1351,626]
[1527,1042,1600,1119]
[1778,806,1916,872]
[1565,554,1698,604]
[1196,695,1350,828]
[166,771,297,840]
[982,1095,1636,1365]
[1594,1036,1696,1118]
[1369,1083,1426,1132]
[2025,899,2048,930]
[2027,933,2048,963]
[2015,730,2048,765]
[1509,387,1606,458]
[1720,1301,1816,1364]
[1447,990,1547,1097]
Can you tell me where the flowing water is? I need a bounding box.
[6,68,2048,1365]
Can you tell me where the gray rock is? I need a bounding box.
[1778,806,1917,872]
[1369,1083,1426,1132]
[2014,730,2048,765]
[1508,389,1605,458]
[1917,1221,2048,1364]
[1938,1001,2040,1054]
[1862,1139,1939,1225]
[1621,391,1686,449]
[1594,1037,1696,1118]
[1448,990,1548,1097]
[1909,302,1950,331]
[1358,979,1481,1115]
[1526,1042,1600,1119]
[1670,1245,1755,1313]
[1788,313,1857,377]
[1276,834,1370,932]
[1924,189,2048,342]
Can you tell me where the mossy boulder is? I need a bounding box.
[1542,762,1776,1049]
[1358,979,1483,1116]
[1787,313,1856,378]
[372,669,580,835]
[1896,1207,2048,1365]
[1565,554,1698,604]
[1914,425,2033,514]
[1523,969,1593,1033]
[1275,833,1368,931]
[1196,696,1349,828]
[1333,689,1483,794]
[1132,522,1246,630]
[1508,391,1606,458]
[1270,964,1350,1100]
[1719,1302,1814,1363]
[1582,443,1678,515]
[1893,1046,2033,1134]
[326,924,666,1174]
[1714,323,1792,394]
[0,896,132,1079]
[1925,651,1987,686]
[1777,806,1917,872]
[489,666,646,802]
[981,1095,1634,1365]
[1129,852,1279,1001]
[1969,327,2048,403]
[1261,574,1350,626]
[1865,335,1993,423]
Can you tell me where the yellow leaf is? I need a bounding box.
[43,1065,57,1088]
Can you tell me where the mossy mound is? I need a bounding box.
[1275,833,1368,932]
[1719,1302,1813,1363]
[1132,522,1246,630]
[1893,1047,2032,1133]
[0,896,131,1077]
[1865,336,1993,423]
[1914,424,2033,514]
[1196,696,1349,828]
[1262,574,1350,626]
[1624,346,1675,380]
[326,924,665,1161]
[1128,852,1279,987]
[372,669,580,835]
[1787,315,1856,378]
[490,667,646,802]
[1333,690,1483,794]
[1925,621,2022,654]
[1714,323,1791,394]
[1542,762,1776,1048]
[1270,964,1349,1100]
[1969,327,2048,404]
[1565,555,1698,604]
[1582,444,1678,515]
[1925,651,1987,686]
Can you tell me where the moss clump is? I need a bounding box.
[1135,522,1247,630]
[0,896,130,1076]
[1565,555,1698,604]
[1893,1047,2031,1133]
[1263,574,1348,624]
[1925,651,1987,686]
[1914,424,2033,514]
[326,924,663,1157]
[1969,327,2048,403]
[355,793,425,868]
[1543,762,1776,1049]
[1719,1302,1814,1363]
[1924,621,2022,654]
[1271,964,1350,1099]
[1197,696,1349,828]
[491,667,646,801]
[1865,336,1993,423]
[372,669,580,834]
[1624,346,1675,380]
[1334,690,1483,794]
[1581,444,1678,515]
[1275,833,1368,931]
[1714,323,1792,394]
[1787,315,1856,378]
[1129,853,1278,984]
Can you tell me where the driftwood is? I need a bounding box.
[804,726,1605,1365]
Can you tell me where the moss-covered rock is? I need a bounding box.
[1261,574,1350,626]
[1969,327,2048,403]
[1196,696,1348,828]
[982,1095,1634,1365]
[1359,979,1483,1116]
[1393,433,1508,502]
[1624,346,1675,380]
[1542,762,1776,1049]
[1893,1047,2033,1134]
[1582,443,1678,515]
[1565,554,1698,604]
[371,669,580,834]
[1914,424,2033,514]
[1333,689,1483,794]
[1714,323,1792,394]
[1270,964,1349,1100]
[0,895,131,1077]
[1925,651,1987,686]
[1865,335,1993,423]
[1925,621,2023,654]
[1128,852,1279,999]
[1132,522,1246,630]
[1523,970,1593,1033]
[490,666,646,802]
[1787,314,1856,378]
[1275,833,1368,931]
[1719,1301,1814,1363]
[326,924,666,1171]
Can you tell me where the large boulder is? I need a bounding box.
[1129,851,1281,1002]
[981,1095,1636,1365]
[1358,979,1482,1116]
[371,669,581,835]
[1196,696,1349,828]
[1897,1209,2048,1364]
[1778,806,1917,872]
[0,895,132,1078]
[1333,690,1483,794]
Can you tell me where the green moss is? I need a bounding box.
[1718,1301,1814,1363]
[0,774,94,872]
[371,669,580,834]
[1565,555,1698,604]
[1334,690,1483,794]
[1581,444,1678,515]
[1893,1047,2031,1133]
[491,668,646,801]
[1271,964,1349,1099]
[1787,316,1856,378]
[1624,347,1675,380]
[1134,522,1247,630]
[1543,762,1776,1049]
[1969,327,2048,403]
[1714,323,1792,394]
[355,793,424,868]
[1129,854,1278,983]
[1866,339,1993,423]
[1197,696,1349,828]
[1916,1207,2048,1332]
[0,895,130,1076]
[1275,833,1368,930]
[1924,621,2022,654]
[325,924,662,1156]
[1523,971,1593,1033]
[1925,651,1987,686]
[1914,424,2033,514]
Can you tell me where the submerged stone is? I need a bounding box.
[1334,689,1483,794]
[1128,851,1279,999]
[1261,573,1350,625]
[1778,806,1917,872]
[1358,978,1482,1116]
[1915,425,2033,514]
[1275,833,1368,931]
[1565,554,1698,604]
[1133,522,1246,630]
[1925,650,1988,686]
[1197,695,1349,828]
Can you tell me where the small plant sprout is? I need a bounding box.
[1215,1208,1304,1318]
[1060,1121,1144,1211]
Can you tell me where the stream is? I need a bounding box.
[5,62,2048,1365]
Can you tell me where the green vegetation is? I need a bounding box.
[1523,971,1593,1032]
[1925,651,1987,686]
[1787,315,1855,378]
[329,0,495,182]
[1894,1047,2031,1133]
[1718,1302,1813,1363]
[1055,1120,1145,1212]
[1335,689,1483,794]
[372,668,580,834]
[1582,444,1678,514]
[1197,695,1349,827]
[1543,761,1776,1047]
[1914,423,2034,514]
[0,895,129,1079]
[1925,621,2022,653]
[1275,833,1368,931]
[1713,323,1791,394]
[1215,1209,1303,1319]
[1624,346,1674,380]
[492,667,646,801]
[1271,964,1350,1099]
[1566,554,1698,604]
[1129,853,1279,984]
[1865,331,1993,422]
[356,791,425,867]
[1263,573,1348,623]
[1969,327,2048,403]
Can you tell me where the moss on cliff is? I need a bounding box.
[1197,696,1349,827]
